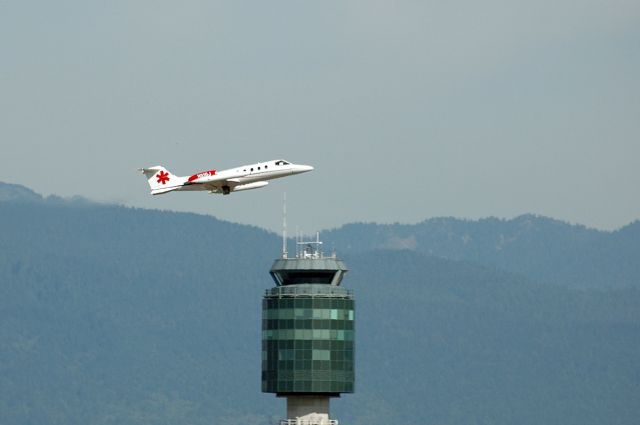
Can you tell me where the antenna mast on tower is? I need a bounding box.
[282,193,288,259]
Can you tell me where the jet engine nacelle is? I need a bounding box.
[233,181,269,192]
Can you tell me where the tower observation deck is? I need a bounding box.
[262,235,354,425]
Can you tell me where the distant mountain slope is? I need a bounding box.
[342,250,640,425]
[1,184,639,424]
[0,201,279,425]
[2,181,637,289]
[0,181,92,206]
[0,182,43,203]
[324,216,640,289]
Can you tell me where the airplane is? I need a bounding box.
[139,159,313,195]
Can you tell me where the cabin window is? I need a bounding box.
[258,167,261,170]
[251,168,253,171]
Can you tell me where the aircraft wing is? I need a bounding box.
[197,177,241,187]
[198,178,243,193]
[202,178,268,194]
[184,174,232,186]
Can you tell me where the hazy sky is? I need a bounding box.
[1,1,639,232]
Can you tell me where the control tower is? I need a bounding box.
[262,235,354,425]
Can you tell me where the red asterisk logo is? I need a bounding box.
[156,171,170,185]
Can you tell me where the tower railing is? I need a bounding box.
[280,420,338,425]
[265,285,352,299]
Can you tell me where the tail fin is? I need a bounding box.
[139,166,185,195]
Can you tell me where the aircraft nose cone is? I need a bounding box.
[301,165,314,172]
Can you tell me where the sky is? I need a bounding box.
[1,1,639,233]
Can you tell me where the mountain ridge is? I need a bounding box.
[1,190,639,424]
[2,181,638,290]
[2,181,637,232]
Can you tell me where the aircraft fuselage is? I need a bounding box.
[140,159,313,195]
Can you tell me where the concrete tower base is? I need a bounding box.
[281,395,337,425]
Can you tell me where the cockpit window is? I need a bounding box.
[275,160,290,166]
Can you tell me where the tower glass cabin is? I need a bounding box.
[262,237,354,425]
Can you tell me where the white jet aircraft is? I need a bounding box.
[139,159,313,195]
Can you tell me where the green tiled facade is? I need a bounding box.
[262,293,355,394]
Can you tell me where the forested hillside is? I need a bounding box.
[1,183,639,425]
[324,216,640,289]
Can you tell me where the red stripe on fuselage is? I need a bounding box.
[188,169,216,182]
